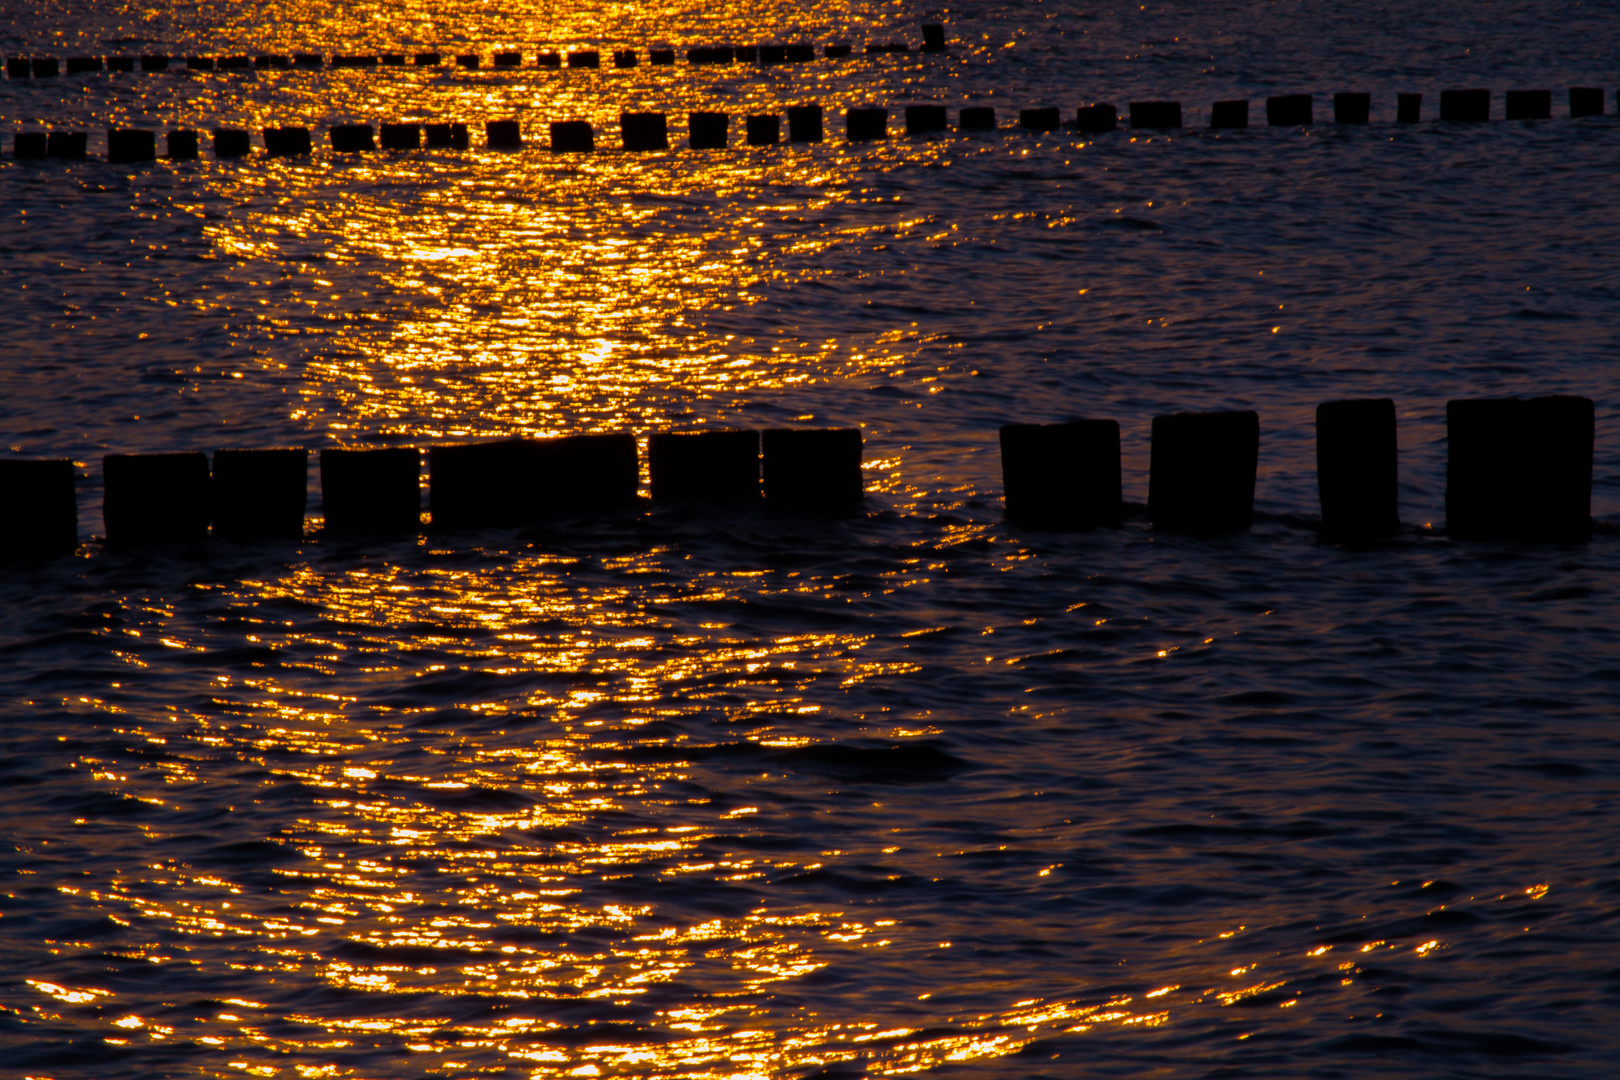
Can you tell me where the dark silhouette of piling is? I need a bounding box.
[456,53,480,68]
[622,112,669,151]
[67,57,103,74]
[219,56,250,70]
[103,452,211,545]
[6,58,28,78]
[381,54,405,66]
[430,435,638,529]
[486,119,522,149]
[212,448,307,539]
[414,53,441,66]
[613,50,637,68]
[746,114,780,145]
[1506,89,1551,120]
[430,440,538,529]
[213,129,250,157]
[550,120,593,151]
[1440,89,1489,121]
[263,127,312,156]
[759,45,787,64]
[1396,93,1422,123]
[186,56,215,71]
[649,48,675,65]
[14,132,47,159]
[255,55,290,69]
[762,429,864,506]
[548,434,639,508]
[825,44,852,58]
[332,55,379,69]
[1569,86,1603,117]
[1076,104,1117,132]
[922,24,946,52]
[537,52,561,68]
[1129,101,1181,128]
[998,420,1122,528]
[330,124,375,152]
[108,128,156,163]
[569,50,599,68]
[48,132,87,159]
[1266,94,1312,126]
[494,51,521,68]
[141,54,169,71]
[32,57,60,77]
[1446,396,1593,541]
[1210,99,1248,129]
[1149,410,1259,531]
[684,46,723,64]
[959,107,995,130]
[689,111,728,149]
[1334,92,1370,124]
[0,460,76,558]
[1019,107,1061,131]
[649,431,761,502]
[380,122,421,150]
[425,122,469,149]
[846,107,888,140]
[788,104,824,142]
[108,56,136,72]
[293,53,323,68]
[167,129,200,159]
[321,447,420,533]
[906,105,947,134]
[1316,399,1398,540]
[786,44,815,62]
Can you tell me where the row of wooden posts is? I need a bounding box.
[0,397,1597,559]
[14,85,1615,164]
[2,38,942,79]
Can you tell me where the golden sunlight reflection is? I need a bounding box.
[205,144,913,441]
[41,545,1465,1077]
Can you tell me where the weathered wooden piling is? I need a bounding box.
[320,447,420,533]
[1149,410,1260,531]
[998,420,1123,528]
[103,452,211,545]
[689,111,728,149]
[649,431,761,502]
[212,448,307,540]
[1446,397,1593,540]
[1316,399,1398,540]
[0,460,77,558]
[762,429,864,506]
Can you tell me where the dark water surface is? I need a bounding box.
[4,2,1620,1077]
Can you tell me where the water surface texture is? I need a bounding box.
[4,2,1620,1077]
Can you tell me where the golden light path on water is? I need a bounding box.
[25,549,1560,1078]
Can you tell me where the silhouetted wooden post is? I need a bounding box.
[213,448,307,539]
[1446,397,1593,540]
[321,448,420,532]
[762,430,863,505]
[103,452,211,544]
[0,460,76,558]
[998,420,1122,528]
[1149,411,1259,531]
[1316,399,1398,540]
[649,431,761,502]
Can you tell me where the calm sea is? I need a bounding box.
[3,1,1619,1076]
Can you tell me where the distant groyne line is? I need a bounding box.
[8,88,1614,163]
[0,397,1601,559]
[7,32,945,78]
